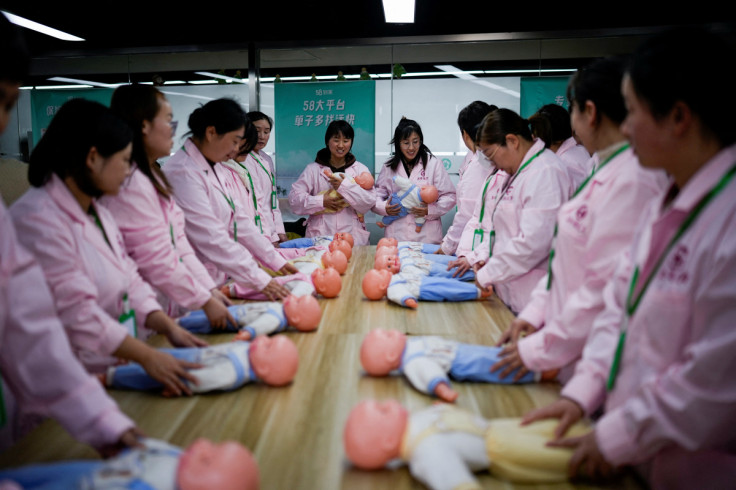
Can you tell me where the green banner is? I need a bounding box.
[274,81,375,197]
[30,89,114,149]
[519,77,571,118]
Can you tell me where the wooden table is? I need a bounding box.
[0,246,641,489]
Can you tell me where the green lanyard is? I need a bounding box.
[89,205,112,249]
[485,149,544,258]
[219,190,238,242]
[251,152,278,209]
[472,171,497,251]
[607,162,736,391]
[546,144,630,290]
[236,161,263,234]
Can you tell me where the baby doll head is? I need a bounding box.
[354,171,375,190]
[360,328,407,375]
[361,268,392,300]
[419,185,438,204]
[321,250,347,275]
[249,335,299,386]
[283,294,321,332]
[311,267,342,298]
[374,245,398,261]
[376,237,398,250]
[178,438,260,490]
[374,253,401,274]
[343,399,409,470]
[329,238,352,260]
[333,232,354,247]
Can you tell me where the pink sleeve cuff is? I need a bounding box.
[560,371,607,416]
[518,303,546,329]
[594,409,635,466]
[373,199,388,216]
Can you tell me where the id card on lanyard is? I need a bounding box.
[118,292,138,338]
[472,172,496,251]
[251,152,278,210]
[607,162,736,390]
[236,161,263,234]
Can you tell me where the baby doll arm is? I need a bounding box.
[410,439,481,490]
[403,357,456,400]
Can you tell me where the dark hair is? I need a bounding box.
[567,56,627,126]
[187,98,247,140]
[529,104,573,147]
[110,84,173,198]
[29,98,132,197]
[457,101,498,140]
[477,108,533,146]
[324,119,354,146]
[237,116,258,157]
[0,14,29,83]
[247,110,273,130]
[385,117,432,171]
[627,27,736,146]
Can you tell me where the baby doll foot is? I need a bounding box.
[404,298,418,309]
[377,222,385,228]
[220,284,232,298]
[479,287,494,299]
[415,226,421,233]
[234,330,253,341]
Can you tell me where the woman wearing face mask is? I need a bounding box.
[99,84,235,328]
[288,120,376,246]
[449,109,570,314]
[163,99,292,300]
[490,57,668,383]
[438,102,498,255]
[245,111,288,245]
[10,98,205,397]
[373,117,456,244]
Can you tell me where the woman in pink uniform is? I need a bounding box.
[99,84,235,327]
[10,99,204,397]
[246,111,287,245]
[438,101,497,256]
[288,120,375,246]
[490,57,668,382]
[522,29,736,487]
[529,103,592,195]
[0,20,138,456]
[163,99,293,300]
[450,109,570,313]
[373,118,456,244]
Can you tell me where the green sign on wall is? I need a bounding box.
[30,88,113,149]
[519,77,571,118]
[274,80,375,196]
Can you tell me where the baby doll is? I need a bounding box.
[278,235,333,249]
[343,399,590,489]
[397,240,442,255]
[359,328,554,401]
[377,176,439,232]
[178,295,321,338]
[374,253,401,274]
[329,237,352,260]
[0,437,259,490]
[223,272,315,300]
[315,170,375,222]
[377,237,398,249]
[311,267,342,298]
[102,335,299,395]
[398,248,475,282]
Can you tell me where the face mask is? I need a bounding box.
[477,149,493,169]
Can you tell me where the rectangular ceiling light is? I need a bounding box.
[2,11,84,41]
[382,0,415,23]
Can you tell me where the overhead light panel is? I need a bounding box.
[2,11,84,41]
[382,0,415,23]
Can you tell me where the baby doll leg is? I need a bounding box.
[449,344,536,384]
[0,461,103,489]
[418,276,485,302]
[177,307,241,333]
[105,348,202,391]
[279,237,318,248]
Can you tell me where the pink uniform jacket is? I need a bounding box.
[0,198,134,450]
[247,150,286,242]
[373,156,457,244]
[162,139,285,290]
[516,144,669,375]
[561,144,736,485]
[10,175,161,374]
[461,139,570,313]
[556,136,594,196]
[440,150,494,255]
[99,166,215,318]
[288,156,376,246]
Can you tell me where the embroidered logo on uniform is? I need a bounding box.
[501,185,514,201]
[661,244,689,283]
[576,205,588,221]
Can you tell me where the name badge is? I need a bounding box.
[472,229,484,251]
[255,215,263,234]
[271,190,278,210]
[118,293,138,338]
[488,230,496,258]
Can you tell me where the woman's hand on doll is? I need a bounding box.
[261,279,291,300]
[411,204,428,217]
[496,318,537,346]
[548,430,616,480]
[96,427,145,459]
[385,199,401,216]
[433,248,445,255]
[202,296,237,330]
[166,324,208,348]
[472,260,485,273]
[521,397,584,439]
[211,287,232,306]
[327,173,344,191]
[323,193,347,211]
[447,256,472,278]
[279,263,299,275]
[140,349,202,396]
[490,342,530,382]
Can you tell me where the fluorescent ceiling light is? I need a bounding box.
[382,0,415,23]
[2,11,84,41]
[435,64,520,98]
[195,71,248,84]
[36,84,92,90]
[47,77,121,88]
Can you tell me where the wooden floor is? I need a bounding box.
[0,246,642,490]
